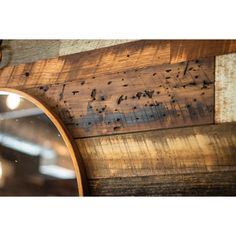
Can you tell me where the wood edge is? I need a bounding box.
[0,87,89,196]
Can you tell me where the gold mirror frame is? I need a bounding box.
[0,88,88,196]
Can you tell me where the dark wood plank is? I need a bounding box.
[25,57,214,137]
[76,123,236,179]
[89,171,236,196]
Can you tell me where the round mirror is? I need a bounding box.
[0,89,84,196]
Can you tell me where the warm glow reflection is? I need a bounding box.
[6,93,21,110]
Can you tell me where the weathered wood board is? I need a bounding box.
[25,57,214,137]
[170,40,236,63]
[215,53,236,123]
[77,123,236,179]
[1,40,236,196]
[1,40,236,89]
[0,40,132,67]
[89,171,236,196]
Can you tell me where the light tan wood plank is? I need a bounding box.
[0,40,133,67]
[215,53,236,123]
[59,40,133,56]
[76,123,236,179]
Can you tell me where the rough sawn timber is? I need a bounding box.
[24,57,215,138]
[76,123,236,183]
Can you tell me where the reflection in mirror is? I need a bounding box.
[0,91,78,196]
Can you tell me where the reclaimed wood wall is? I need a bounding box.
[0,40,236,196]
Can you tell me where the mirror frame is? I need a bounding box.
[0,88,88,196]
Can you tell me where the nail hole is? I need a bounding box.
[114,126,121,131]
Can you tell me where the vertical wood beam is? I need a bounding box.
[215,53,236,123]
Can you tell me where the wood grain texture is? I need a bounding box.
[0,40,170,88]
[24,57,214,138]
[1,40,236,196]
[77,123,236,179]
[1,40,236,90]
[0,40,133,66]
[215,53,236,123]
[89,171,236,196]
[170,40,236,63]
[59,40,134,56]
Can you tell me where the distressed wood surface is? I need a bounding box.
[23,57,215,138]
[77,123,236,179]
[215,53,236,123]
[59,40,134,56]
[1,40,236,196]
[1,40,236,90]
[89,171,236,196]
[170,40,236,63]
[0,40,132,67]
[0,40,169,88]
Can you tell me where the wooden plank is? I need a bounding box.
[89,171,236,196]
[59,40,133,56]
[1,40,236,90]
[0,40,132,66]
[215,53,236,123]
[25,57,214,137]
[170,40,236,64]
[0,40,170,88]
[76,123,236,179]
